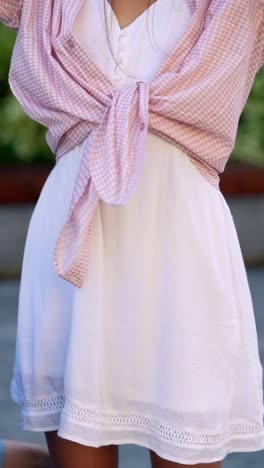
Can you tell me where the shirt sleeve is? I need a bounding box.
[259,0,264,69]
[0,1,23,31]
[260,48,264,69]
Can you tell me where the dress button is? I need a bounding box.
[120,30,127,38]
[140,122,145,131]
[67,38,75,49]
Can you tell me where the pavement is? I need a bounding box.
[0,272,264,467]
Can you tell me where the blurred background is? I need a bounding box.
[0,24,264,468]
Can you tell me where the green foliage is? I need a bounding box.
[0,23,263,165]
[0,25,53,164]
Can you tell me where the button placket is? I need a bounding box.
[117,35,124,64]
[114,30,127,82]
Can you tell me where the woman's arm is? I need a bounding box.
[0,0,23,31]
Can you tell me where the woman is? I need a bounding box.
[1,0,264,467]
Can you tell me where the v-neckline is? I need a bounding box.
[105,0,160,32]
[64,0,209,94]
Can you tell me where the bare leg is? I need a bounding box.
[149,449,223,468]
[2,439,52,467]
[45,431,118,468]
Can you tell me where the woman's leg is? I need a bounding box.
[45,431,118,468]
[149,449,223,468]
[1,439,52,467]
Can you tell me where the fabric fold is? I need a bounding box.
[53,80,149,287]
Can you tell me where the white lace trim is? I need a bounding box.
[21,394,65,412]
[16,394,264,447]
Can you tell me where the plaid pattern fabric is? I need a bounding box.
[1,0,264,287]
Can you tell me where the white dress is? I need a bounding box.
[10,0,264,464]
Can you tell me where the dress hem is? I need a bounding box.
[17,420,264,466]
[11,383,264,465]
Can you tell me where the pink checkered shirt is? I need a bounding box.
[1,0,264,287]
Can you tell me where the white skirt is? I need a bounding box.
[10,131,264,465]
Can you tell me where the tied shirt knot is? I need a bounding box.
[53,80,150,287]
